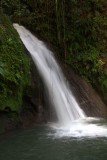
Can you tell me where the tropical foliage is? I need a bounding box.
[1,0,107,103]
[0,14,30,111]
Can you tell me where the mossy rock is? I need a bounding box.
[0,14,31,112]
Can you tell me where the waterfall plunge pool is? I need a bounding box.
[11,24,107,159]
[0,118,107,160]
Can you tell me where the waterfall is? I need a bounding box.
[13,24,86,127]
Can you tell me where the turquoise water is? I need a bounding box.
[0,125,107,160]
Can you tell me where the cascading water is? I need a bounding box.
[13,23,85,126]
[14,24,107,137]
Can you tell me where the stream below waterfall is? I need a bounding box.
[0,123,107,160]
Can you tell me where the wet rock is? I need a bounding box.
[62,64,107,118]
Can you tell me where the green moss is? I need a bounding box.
[0,14,31,112]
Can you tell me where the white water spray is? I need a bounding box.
[13,24,85,126]
[14,24,107,137]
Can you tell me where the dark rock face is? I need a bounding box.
[0,112,19,134]
[22,61,48,124]
[28,57,107,119]
[30,57,107,119]
[63,64,107,118]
